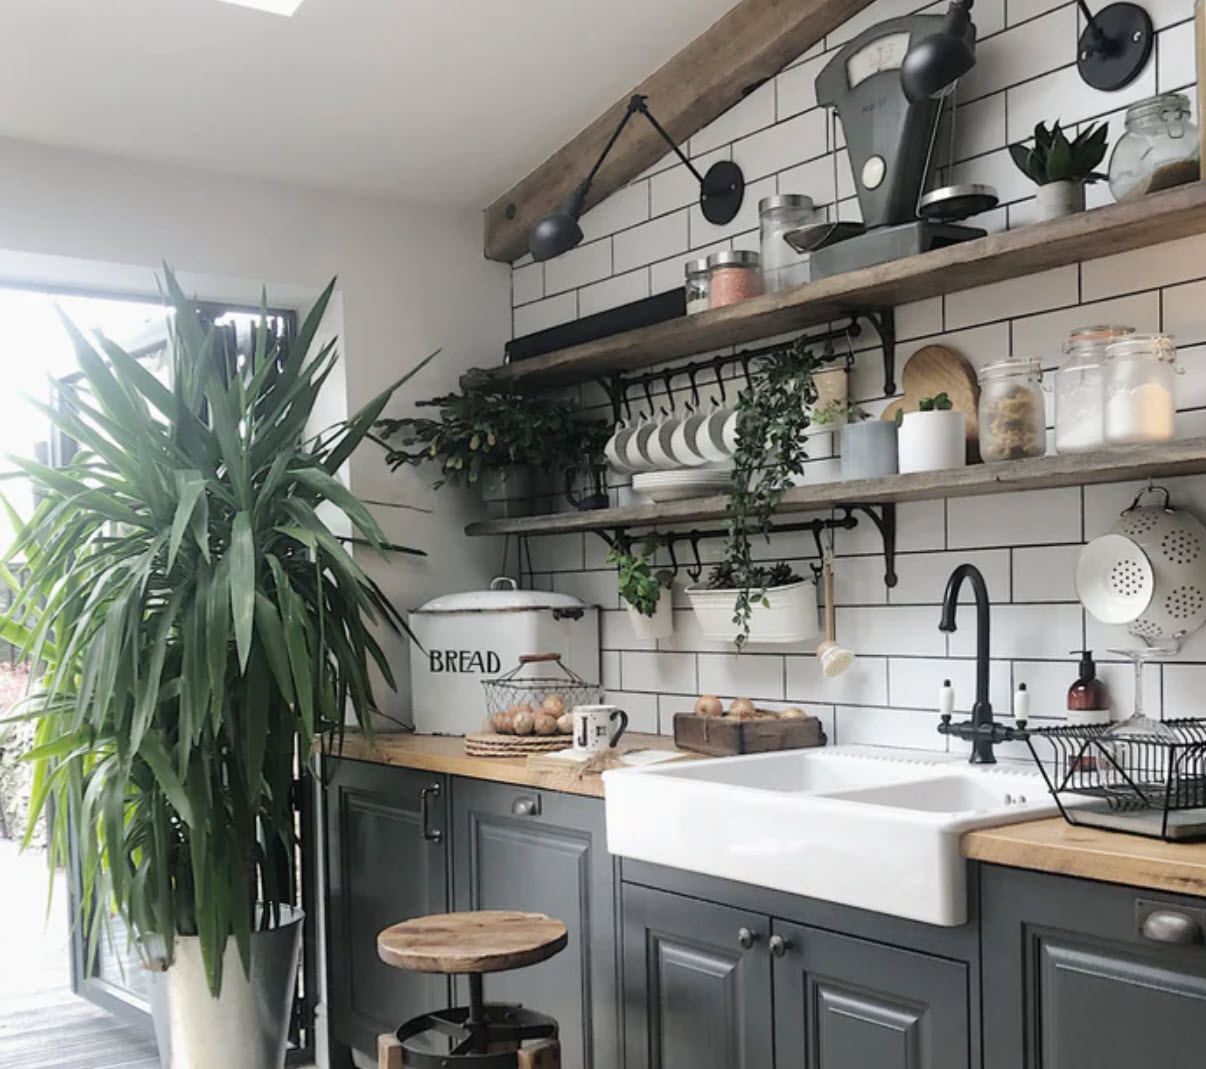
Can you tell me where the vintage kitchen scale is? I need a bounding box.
[794,0,998,279]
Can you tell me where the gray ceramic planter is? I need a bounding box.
[479,465,536,518]
[840,420,898,480]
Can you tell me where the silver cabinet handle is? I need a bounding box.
[419,783,443,843]
[511,796,541,817]
[737,927,759,950]
[1141,909,1204,946]
[769,934,791,958]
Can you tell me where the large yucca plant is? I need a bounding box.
[2,270,427,994]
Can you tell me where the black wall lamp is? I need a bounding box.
[529,94,745,262]
[901,0,977,103]
[1075,0,1153,90]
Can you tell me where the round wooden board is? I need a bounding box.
[378,910,568,974]
[464,731,572,756]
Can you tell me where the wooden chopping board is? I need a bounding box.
[880,344,980,463]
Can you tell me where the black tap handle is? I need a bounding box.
[940,713,952,725]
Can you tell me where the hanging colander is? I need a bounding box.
[1076,485,1206,648]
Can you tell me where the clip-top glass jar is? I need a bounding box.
[1103,333,1181,446]
[759,194,816,293]
[978,358,1046,461]
[1108,92,1200,202]
[707,250,764,309]
[1054,325,1134,454]
[685,258,710,315]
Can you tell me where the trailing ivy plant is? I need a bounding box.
[812,398,869,426]
[607,535,673,617]
[718,340,826,647]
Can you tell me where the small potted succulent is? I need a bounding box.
[608,535,675,641]
[894,392,967,474]
[1009,120,1109,222]
[839,403,897,480]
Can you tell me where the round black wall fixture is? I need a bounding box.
[1077,2,1153,91]
[700,160,746,225]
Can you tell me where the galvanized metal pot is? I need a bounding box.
[149,905,303,1069]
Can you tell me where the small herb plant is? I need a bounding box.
[607,536,674,617]
[1009,121,1108,186]
[704,560,803,592]
[812,399,869,426]
[377,389,608,489]
[895,392,953,426]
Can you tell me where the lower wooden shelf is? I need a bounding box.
[464,436,1206,537]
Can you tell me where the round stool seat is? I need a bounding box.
[378,910,568,974]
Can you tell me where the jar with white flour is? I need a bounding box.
[1054,325,1134,454]
[1103,333,1181,446]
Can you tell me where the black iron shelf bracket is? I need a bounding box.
[849,307,897,396]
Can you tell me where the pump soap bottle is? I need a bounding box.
[1067,650,1109,725]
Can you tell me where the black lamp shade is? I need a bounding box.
[530,211,584,262]
[900,0,977,103]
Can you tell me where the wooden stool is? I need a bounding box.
[377,910,567,1069]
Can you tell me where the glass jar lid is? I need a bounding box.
[707,250,761,270]
[1105,332,1178,362]
[685,257,710,279]
[1063,325,1135,358]
[759,194,814,214]
[978,357,1043,383]
[1124,92,1192,130]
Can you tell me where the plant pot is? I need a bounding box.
[686,579,820,644]
[1034,180,1085,222]
[812,367,849,411]
[896,409,967,474]
[149,906,303,1069]
[840,421,898,480]
[626,588,675,641]
[480,465,536,518]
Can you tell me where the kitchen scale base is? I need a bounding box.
[810,220,984,279]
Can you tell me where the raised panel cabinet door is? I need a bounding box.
[325,760,449,1059]
[622,883,774,1069]
[773,922,970,1069]
[451,779,619,1069]
[982,864,1206,1069]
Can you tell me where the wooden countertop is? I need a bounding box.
[324,731,695,799]
[963,818,1206,898]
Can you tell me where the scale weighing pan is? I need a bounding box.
[783,221,866,254]
[917,183,998,223]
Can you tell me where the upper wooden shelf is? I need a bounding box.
[465,437,1206,536]
[464,183,1206,392]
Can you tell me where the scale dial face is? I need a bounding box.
[844,31,912,89]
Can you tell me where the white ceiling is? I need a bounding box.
[0,0,743,206]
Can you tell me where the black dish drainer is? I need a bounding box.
[1024,719,1206,841]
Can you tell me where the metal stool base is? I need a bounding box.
[396,1004,557,1068]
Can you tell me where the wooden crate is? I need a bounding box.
[672,713,826,756]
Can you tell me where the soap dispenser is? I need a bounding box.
[1067,650,1109,725]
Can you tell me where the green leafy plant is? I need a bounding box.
[2,271,421,996]
[703,560,803,592]
[811,399,869,426]
[721,342,825,647]
[607,535,673,617]
[895,392,953,426]
[376,389,608,489]
[1009,121,1109,186]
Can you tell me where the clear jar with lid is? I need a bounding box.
[978,358,1046,461]
[1103,333,1181,446]
[759,194,816,293]
[1108,92,1200,202]
[707,250,764,309]
[1054,325,1134,454]
[684,258,710,315]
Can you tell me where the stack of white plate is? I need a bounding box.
[631,469,732,503]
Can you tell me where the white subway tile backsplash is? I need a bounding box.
[947,602,1082,659]
[946,265,1078,330]
[1011,544,1082,602]
[578,269,651,318]
[649,241,730,294]
[1010,292,1161,357]
[698,653,786,702]
[1006,62,1155,144]
[512,262,544,306]
[1082,234,1206,301]
[889,656,1012,715]
[613,211,690,274]
[579,182,649,243]
[651,147,730,217]
[600,608,657,652]
[835,705,948,752]
[1163,663,1206,719]
[601,690,659,734]
[623,651,696,695]
[553,569,618,609]
[778,154,837,208]
[948,488,1082,547]
[776,57,825,119]
[513,292,576,337]
[959,6,1077,101]
[835,606,948,657]
[733,110,828,182]
[544,238,612,295]
[1163,278,1206,345]
[601,650,621,691]
[691,81,777,157]
[890,549,1011,605]
[787,654,889,706]
[1158,19,1197,91]
[1006,0,1070,28]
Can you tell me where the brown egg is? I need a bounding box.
[512,711,535,736]
[541,694,566,717]
[729,697,757,717]
[556,713,573,734]
[694,695,724,717]
[533,713,559,736]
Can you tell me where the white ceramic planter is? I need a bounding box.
[1034,180,1085,222]
[897,409,967,474]
[686,579,820,644]
[626,588,674,641]
[840,420,898,480]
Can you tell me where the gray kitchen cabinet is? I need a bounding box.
[324,759,450,1063]
[622,883,774,1069]
[451,778,619,1069]
[981,863,1206,1069]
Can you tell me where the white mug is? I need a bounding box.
[572,704,629,755]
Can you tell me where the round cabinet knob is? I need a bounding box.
[511,796,540,817]
[768,934,791,958]
[737,927,759,950]
[1142,910,1204,946]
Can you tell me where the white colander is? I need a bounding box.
[1076,485,1206,646]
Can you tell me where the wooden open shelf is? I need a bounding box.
[463,183,1206,392]
[465,437,1206,537]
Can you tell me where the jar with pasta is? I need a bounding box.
[1103,333,1181,446]
[978,358,1046,461]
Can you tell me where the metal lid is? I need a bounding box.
[706,250,761,270]
[685,257,710,278]
[759,194,814,213]
[415,577,589,614]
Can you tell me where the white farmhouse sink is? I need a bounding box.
[603,747,1058,926]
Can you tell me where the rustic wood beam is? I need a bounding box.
[482,0,875,263]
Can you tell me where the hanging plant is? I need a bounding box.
[607,534,673,617]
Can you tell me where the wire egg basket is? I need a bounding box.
[482,653,602,716]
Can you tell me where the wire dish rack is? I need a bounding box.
[1024,719,1206,841]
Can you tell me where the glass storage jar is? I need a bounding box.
[685,258,710,315]
[759,194,816,293]
[978,358,1046,461]
[707,250,764,308]
[1054,325,1134,454]
[1108,92,1200,202]
[1103,333,1181,446]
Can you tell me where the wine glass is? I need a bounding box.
[1106,646,1174,740]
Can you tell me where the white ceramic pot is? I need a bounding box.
[626,588,674,640]
[897,409,967,474]
[685,579,820,644]
[839,420,898,480]
[1034,180,1085,222]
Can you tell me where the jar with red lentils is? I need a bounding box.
[707,250,764,309]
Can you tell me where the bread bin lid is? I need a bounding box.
[415,577,588,614]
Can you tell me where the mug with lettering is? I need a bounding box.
[572,704,629,755]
